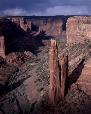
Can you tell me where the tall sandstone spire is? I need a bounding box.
[0,36,5,58]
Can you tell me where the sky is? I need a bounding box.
[0,0,91,16]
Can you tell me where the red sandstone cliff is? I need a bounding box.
[66,16,91,44]
[38,18,63,36]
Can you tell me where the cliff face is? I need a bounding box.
[9,17,31,32]
[66,16,91,44]
[0,16,62,58]
[0,16,64,58]
[32,17,63,36]
[8,16,63,36]
[0,18,35,56]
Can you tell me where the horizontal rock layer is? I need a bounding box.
[66,16,91,44]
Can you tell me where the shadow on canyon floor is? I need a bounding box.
[0,18,52,56]
[0,75,31,96]
[66,59,85,94]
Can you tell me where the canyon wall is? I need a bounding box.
[30,17,63,36]
[9,17,31,32]
[0,18,35,58]
[8,16,63,36]
[66,16,91,44]
[0,16,63,58]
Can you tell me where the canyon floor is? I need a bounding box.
[0,36,91,114]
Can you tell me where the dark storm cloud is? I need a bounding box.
[0,0,51,11]
[0,0,91,16]
[0,0,91,9]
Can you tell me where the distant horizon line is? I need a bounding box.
[0,15,91,17]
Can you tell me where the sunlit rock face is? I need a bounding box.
[38,18,63,36]
[66,16,91,44]
[0,36,5,58]
[30,16,63,36]
[19,18,31,32]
